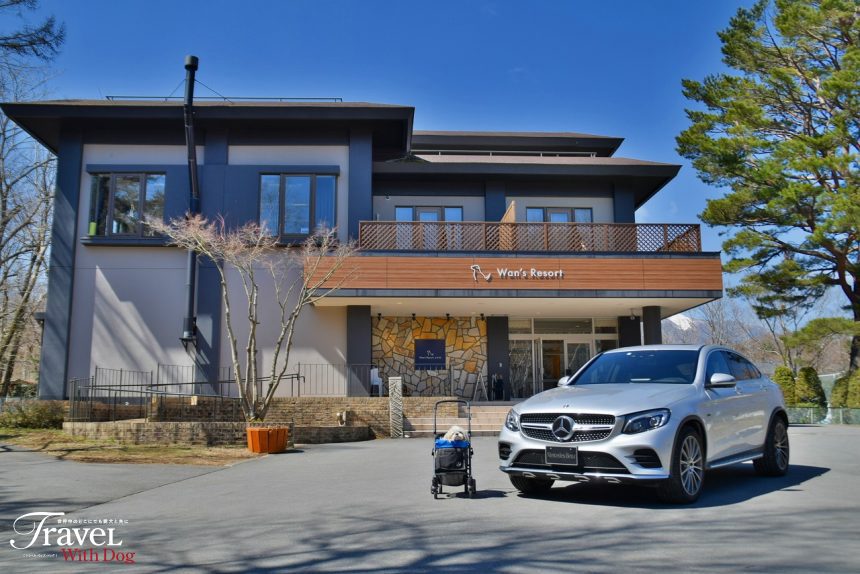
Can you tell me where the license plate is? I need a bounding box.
[545,446,578,466]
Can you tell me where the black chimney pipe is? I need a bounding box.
[181,55,200,345]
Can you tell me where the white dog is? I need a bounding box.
[443,425,467,441]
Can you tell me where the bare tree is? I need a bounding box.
[0,1,65,63]
[0,68,53,396]
[152,215,356,421]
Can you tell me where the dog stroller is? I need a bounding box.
[431,399,477,499]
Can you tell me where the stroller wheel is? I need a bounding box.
[469,478,477,498]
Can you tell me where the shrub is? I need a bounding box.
[831,374,850,408]
[772,366,795,405]
[794,367,827,408]
[845,370,860,409]
[0,400,65,429]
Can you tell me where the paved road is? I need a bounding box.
[1,425,858,573]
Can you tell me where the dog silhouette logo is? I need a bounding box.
[470,264,492,282]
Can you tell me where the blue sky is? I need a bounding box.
[25,0,750,252]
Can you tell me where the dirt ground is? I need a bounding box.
[0,427,261,466]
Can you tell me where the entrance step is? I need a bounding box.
[405,412,506,437]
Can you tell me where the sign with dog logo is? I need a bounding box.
[414,339,446,370]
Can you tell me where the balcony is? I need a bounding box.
[358,221,702,253]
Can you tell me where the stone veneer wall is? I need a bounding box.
[63,421,371,446]
[141,396,457,438]
[372,316,487,396]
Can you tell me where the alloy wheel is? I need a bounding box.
[774,422,789,471]
[679,435,704,496]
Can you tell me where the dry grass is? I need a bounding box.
[0,427,262,466]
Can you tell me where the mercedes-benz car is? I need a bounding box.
[498,345,789,503]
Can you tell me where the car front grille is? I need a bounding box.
[512,449,629,474]
[521,428,613,443]
[520,413,615,426]
[518,412,615,443]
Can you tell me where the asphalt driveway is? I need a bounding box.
[1,425,858,573]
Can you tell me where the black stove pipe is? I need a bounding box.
[181,55,200,345]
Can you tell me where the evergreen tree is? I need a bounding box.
[794,366,828,406]
[846,370,860,408]
[830,373,849,407]
[772,365,796,405]
[677,0,860,371]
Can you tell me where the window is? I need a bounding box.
[726,352,760,381]
[573,350,699,385]
[706,351,733,381]
[89,173,165,237]
[524,207,593,223]
[393,206,464,221]
[534,318,592,334]
[258,174,337,237]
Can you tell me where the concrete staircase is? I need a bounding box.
[404,402,517,437]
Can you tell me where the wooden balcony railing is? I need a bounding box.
[358,221,702,253]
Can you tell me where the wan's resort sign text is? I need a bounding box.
[470,264,562,282]
[314,255,724,292]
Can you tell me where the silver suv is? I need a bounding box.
[498,345,789,503]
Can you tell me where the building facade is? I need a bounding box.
[1,100,723,400]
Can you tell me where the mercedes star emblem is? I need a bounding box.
[551,415,576,441]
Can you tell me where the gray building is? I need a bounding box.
[0,100,723,400]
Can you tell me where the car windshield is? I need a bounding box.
[571,350,699,385]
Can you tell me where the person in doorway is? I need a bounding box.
[558,368,574,386]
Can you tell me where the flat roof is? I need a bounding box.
[412,130,623,157]
[374,155,680,207]
[0,99,415,155]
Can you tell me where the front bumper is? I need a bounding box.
[498,417,678,484]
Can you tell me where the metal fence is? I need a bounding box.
[787,407,860,425]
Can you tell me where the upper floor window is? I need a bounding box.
[259,174,336,237]
[89,173,165,237]
[526,207,593,223]
[394,206,463,222]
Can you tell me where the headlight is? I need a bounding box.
[505,409,520,432]
[623,409,670,434]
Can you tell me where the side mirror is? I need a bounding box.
[707,372,736,388]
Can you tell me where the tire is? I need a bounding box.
[754,416,789,477]
[509,475,554,496]
[657,426,705,504]
[431,477,439,499]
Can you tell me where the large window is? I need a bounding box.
[394,206,463,221]
[89,173,165,237]
[259,174,337,237]
[525,207,593,223]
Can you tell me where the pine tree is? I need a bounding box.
[678,0,860,371]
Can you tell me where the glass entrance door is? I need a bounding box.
[566,342,592,375]
[541,340,564,392]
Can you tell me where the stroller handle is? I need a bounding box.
[433,399,471,437]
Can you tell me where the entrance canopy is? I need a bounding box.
[314,296,714,319]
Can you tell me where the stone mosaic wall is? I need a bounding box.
[372,316,487,397]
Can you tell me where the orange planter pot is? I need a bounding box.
[246,426,289,453]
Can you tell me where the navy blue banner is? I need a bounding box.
[415,339,446,370]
